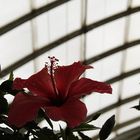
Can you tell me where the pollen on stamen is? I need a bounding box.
[49,56,59,69]
[47,56,59,95]
[48,56,59,63]
[45,56,59,74]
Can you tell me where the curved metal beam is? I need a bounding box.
[83,39,140,65]
[0,0,71,35]
[92,117,140,140]
[0,7,140,77]
[0,6,140,36]
[0,42,140,78]
[105,67,140,84]
[113,117,140,132]
[87,93,140,120]
[112,126,140,140]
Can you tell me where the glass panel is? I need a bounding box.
[87,0,127,24]
[0,0,30,26]
[0,22,33,69]
[121,74,140,99]
[86,18,126,59]
[128,13,140,41]
[35,36,81,70]
[125,45,140,72]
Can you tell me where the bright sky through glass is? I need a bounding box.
[0,0,140,139]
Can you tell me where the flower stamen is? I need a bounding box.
[47,56,59,96]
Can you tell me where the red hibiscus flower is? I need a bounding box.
[8,57,112,128]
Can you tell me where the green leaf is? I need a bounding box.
[99,115,115,140]
[86,113,101,123]
[0,127,13,134]
[38,109,53,130]
[0,80,13,93]
[136,136,140,140]
[0,97,8,114]
[44,115,53,130]
[67,133,79,140]
[131,100,140,111]
[24,121,39,130]
[59,125,66,140]
[72,123,99,132]
[0,115,7,124]
[66,128,79,140]
[78,131,92,140]
[0,79,20,96]
[34,127,58,140]
[9,71,14,81]
[0,130,28,140]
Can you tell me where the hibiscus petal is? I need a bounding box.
[69,78,112,98]
[44,98,87,128]
[8,93,48,127]
[54,62,92,97]
[13,68,55,98]
[12,78,26,90]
